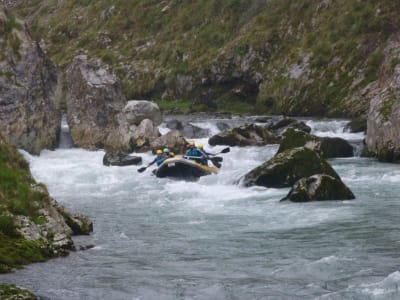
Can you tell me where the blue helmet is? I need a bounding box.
[163,148,170,153]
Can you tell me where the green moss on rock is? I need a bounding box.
[0,284,36,299]
[242,147,340,188]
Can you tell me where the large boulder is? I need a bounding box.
[281,174,355,202]
[278,128,353,158]
[150,130,187,154]
[65,55,127,149]
[123,100,162,126]
[0,8,61,154]
[241,147,340,188]
[209,123,278,146]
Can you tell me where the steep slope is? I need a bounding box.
[7,0,400,116]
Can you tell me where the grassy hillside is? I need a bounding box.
[10,0,400,116]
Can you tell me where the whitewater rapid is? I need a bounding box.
[1,116,400,300]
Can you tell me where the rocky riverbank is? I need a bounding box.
[0,142,93,274]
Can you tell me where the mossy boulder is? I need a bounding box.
[0,284,36,299]
[278,128,353,158]
[241,147,340,188]
[281,174,355,202]
[209,124,278,146]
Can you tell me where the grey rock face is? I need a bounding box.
[65,55,127,149]
[150,130,187,155]
[365,65,400,162]
[0,8,60,154]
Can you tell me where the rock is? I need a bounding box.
[216,122,230,131]
[319,137,354,158]
[0,8,61,154]
[165,119,183,130]
[192,90,217,109]
[278,128,353,158]
[209,123,278,146]
[0,284,36,300]
[365,66,400,162]
[344,117,367,133]
[150,130,187,154]
[165,119,209,138]
[241,147,340,188]
[268,117,311,134]
[65,55,127,150]
[281,174,355,202]
[103,150,142,166]
[181,123,210,139]
[63,213,93,235]
[123,100,162,126]
[130,118,160,151]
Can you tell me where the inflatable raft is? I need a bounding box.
[153,156,219,179]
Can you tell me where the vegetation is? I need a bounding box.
[9,0,400,116]
[0,284,36,299]
[0,144,56,273]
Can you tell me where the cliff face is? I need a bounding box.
[7,0,400,116]
[0,6,61,154]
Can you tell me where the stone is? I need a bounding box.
[103,150,142,166]
[150,130,187,154]
[209,123,278,146]
[241,147,340,188]
[281,174,355,202]
[65,55,127,150]
[123,100,162,126]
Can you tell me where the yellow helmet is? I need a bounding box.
[188,141,195,147]
[156,149,162,155]
[198,143,203,149]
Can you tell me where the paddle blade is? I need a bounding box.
[211,156,223,162]
[137,167,147,173]
[220,147,230,153]
[210,157,222,168]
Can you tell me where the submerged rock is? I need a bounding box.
[103,150,142,166]
[281,174,355,202]
[241,147,340,188]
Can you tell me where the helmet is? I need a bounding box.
[197,143,203,149]
[156,149,163,155]
[169,152,175,157]
[188,141,195,147]
[163,148,170,153]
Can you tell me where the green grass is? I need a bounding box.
[9,0,400,117]
[156,99,192,113]
[0,144,58,272]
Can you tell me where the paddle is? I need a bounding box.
[137,163,152,173]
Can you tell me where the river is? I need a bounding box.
[1,116,400,300]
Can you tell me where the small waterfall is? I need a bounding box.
[58,114,74,149]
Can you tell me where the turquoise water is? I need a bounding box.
[1,118,400,300]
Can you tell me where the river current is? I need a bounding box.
[2,116,400,300]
